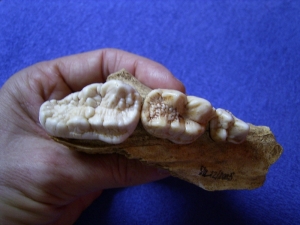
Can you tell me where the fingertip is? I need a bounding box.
[137,165,170,184]
[133,61,186,93]
[173,77,186,94]
[103,49,185,92]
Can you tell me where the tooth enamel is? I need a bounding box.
[209,108,250,144]
[39,80,142,144]
[141,89,215,144]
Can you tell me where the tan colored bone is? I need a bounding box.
[51,69,283,191]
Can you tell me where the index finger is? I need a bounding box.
[46,48,185,93]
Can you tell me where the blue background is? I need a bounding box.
[1,1,299,224]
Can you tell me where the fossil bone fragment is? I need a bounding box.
[42,69,283,191]
[210,108,250,144]
[39,80,142,144]
[141,89,215,144]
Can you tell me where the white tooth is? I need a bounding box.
[84,106,95,118]
[141,89,215,144]
[39,80,142,144]
[227,117,250,144]
[186,96,215,124]
[210,108,249,144]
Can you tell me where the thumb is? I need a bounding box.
[45,141,169,197]
[76,153,169,189]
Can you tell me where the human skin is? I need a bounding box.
[0,49,185,225]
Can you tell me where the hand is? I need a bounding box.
[0,49,185,225]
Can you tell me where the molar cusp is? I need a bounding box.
[67,116,90,133]
[84,106,95,118]
[93,95,102,103]
[85,97,98,108]
[70,99,78,106]
[81,84,98,98]
[40,109,53,121]
[215,109,234,129]
[147,117,169,135]
[117,98,126,110]
[96,84,102,94]
[126,97,134,107]
[215,128,228,142]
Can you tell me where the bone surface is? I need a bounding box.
[45,69,283,191]
[39,80,142,144]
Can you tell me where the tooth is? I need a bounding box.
[141,89,215,144]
